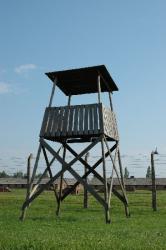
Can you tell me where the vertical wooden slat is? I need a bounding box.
[45,108,54,137]
[89,105,94,134]
[84,105,89,135]
[40,108,49,137]
[68,106,74,136]
[55,107,64,137]
[98,103,104,134]
[93,104,98,134]
[79,105,84,135]
[73,105,79,135]
[62,106,69,137]
[51,108,59,137]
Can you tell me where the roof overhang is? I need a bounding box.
[45,65,118,96]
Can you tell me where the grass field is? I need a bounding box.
[0,189,166,250]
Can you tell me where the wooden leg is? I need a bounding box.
[104,137,130,218]
[56,145,66,216]
[108,147,118,208]
[101,137,110,224]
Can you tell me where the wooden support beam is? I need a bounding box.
[112,188,127,204]
[108,92,114,111]
[29,145,42,188]
[41,139,107,209]
[61,143,117,201]
[30,146,62,198]
[101,136,110,223]
[48,77,57,107]
[42,146,58,203]
[108,148,118,207]
[104,138,129,201]
[26,153,32,202]
[22,138,100,210]
[83,152,89,208]
[104,137,130,217]
[56,144,66,216]
[65,144,105,185]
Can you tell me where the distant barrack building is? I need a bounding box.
[1,177,166,191]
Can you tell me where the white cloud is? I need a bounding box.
[0,82,11,94]
[15,64,37,74]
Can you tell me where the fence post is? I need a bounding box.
[151,150,158,211]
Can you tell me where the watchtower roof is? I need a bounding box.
[45,65,118,96]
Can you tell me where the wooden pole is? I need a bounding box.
[48,77,57,107]
[26,153,33,201]
[97,75,101,103]
[108,92,114,111]
[101,137,110,223]
[20,77,57,221]
[151,152,157,211]
[56,95,71,216]
[83,152,89,208]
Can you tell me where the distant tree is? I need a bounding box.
[124,167,129,178]
[0,170,9,178]
[35,172,49,178]
[146,166,152,178]
[13,171,24,178]
[35,173,43,178]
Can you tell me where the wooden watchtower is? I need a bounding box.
[20,65,130,223]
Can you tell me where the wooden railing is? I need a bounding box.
[40,103,118,141]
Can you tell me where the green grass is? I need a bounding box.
[0,190,166,250]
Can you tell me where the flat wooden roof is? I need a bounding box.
[45,65,118,96]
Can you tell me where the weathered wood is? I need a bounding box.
[101,137,110,223]
[42,146,58,203]
[47,108,55,137]
[48,78,57,107]
[30,146,62,198]
[56,145,66,216]
[151,152,157,211]
[26,153,32,205]
[79,105,84,135]
[51,108,59,137]
[108,148,118,207]
[29,145,42,187]
[84,105,89,134]
[104,137,128,204]
[108,92,114,111]
[40,108,49,137]
[93,104,98,134]
[56,107,64,137]
[68,106,74,136]
[97,74,101,103]
[61,143,117,201]
[104,136,130,217]
[83,152,89,209]
[89,105,93,134]
[40,103,118,141]
[22,137,101,210]
[98,103,104,134]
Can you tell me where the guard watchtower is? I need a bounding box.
[20,65,130,223]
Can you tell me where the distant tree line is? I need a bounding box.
[0,170,48,178]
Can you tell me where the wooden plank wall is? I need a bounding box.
[40,103,118,140]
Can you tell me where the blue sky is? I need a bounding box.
[0,0,166,176]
